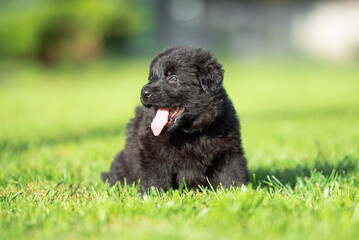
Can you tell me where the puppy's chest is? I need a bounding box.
[142,134,234,167]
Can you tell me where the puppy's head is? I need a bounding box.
[141,46,224,136]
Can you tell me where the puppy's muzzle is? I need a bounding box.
[141,85,152,106]
[141,86,152,99]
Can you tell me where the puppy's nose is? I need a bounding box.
[141,87,152,99]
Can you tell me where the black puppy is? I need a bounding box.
[102,46,249,190]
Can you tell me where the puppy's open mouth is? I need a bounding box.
[151,107,185,136]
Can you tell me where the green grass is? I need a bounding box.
[1,59,359,240]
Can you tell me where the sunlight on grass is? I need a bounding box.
[1,59,359,239]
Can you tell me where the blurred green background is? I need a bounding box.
[1,0,359,63]
[0,0,149,63]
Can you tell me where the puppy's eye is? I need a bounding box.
[168,75,179,83]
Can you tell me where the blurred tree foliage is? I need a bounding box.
[0,0,148,63]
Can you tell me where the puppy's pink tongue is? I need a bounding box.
[151,108,169,136]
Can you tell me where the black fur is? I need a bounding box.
[102,46,249,190]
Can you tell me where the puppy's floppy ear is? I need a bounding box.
[195,49,224,94]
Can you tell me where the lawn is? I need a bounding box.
[1,59,359,239]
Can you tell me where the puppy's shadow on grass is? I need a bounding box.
[251,154,358,188]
